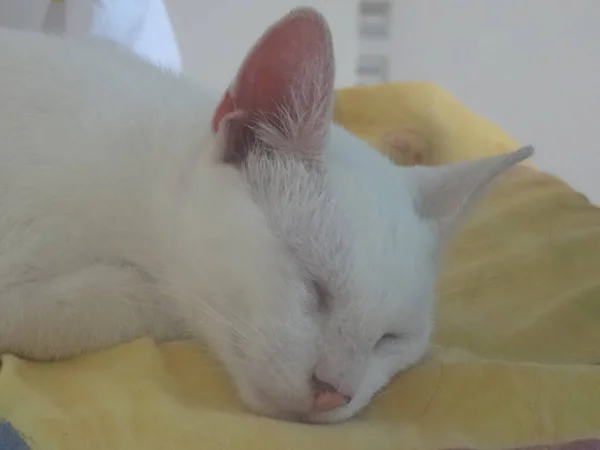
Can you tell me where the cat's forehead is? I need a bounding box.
[323,126,438,306]
[241,127,437,312]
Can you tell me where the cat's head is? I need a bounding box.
[206,7,532,423]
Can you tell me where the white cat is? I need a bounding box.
[0,8,532,423]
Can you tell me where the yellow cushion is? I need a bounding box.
[334,82,526,165]
[438,164,600,364]
[1,83,599,450]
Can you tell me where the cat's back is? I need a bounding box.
[0,28,220,268]
[0,27,213,171]
[0,27,219,218]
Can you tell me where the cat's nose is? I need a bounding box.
[311,375,352,413]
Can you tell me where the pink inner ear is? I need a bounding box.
[211,8,332,133]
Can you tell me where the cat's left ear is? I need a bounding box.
[211,8,335,165]
[408,146,534,241]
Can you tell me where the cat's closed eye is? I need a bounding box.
[374,333,404,352]
[313,280,330,313]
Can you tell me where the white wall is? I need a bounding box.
[390,0,600,203]
[0,0,51,30]
[0,0,358,91]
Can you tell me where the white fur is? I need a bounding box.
[0,10,531,424]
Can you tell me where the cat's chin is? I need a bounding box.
[245,401,362,425]
[236,380,368,424]
[228,358,382,424]
[302,405,362,424]
[234,375,316,422]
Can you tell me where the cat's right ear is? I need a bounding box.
[408,146,534,243]
[211,8,335,166]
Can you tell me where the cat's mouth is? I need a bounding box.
[251,399,358,425]
[252,383,368,424]
[302,400,363,424]
[236,380,359,424]
[243,387,312,423]
[230,356,376,424]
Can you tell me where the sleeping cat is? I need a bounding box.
[0,8,532,423]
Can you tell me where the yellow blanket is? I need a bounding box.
[1,83,599,450]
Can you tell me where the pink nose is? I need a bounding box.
[311,376,352,413]
[313,390,350,412]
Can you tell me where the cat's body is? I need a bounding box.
[0,10,532,423]
[0,30,219,356]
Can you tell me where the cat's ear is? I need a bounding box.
[211,7,335,165]
[409,146,534,240]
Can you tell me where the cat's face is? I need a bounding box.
[233,137,437,423]
[206,8,532,422]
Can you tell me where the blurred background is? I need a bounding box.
[1,0,599,203]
